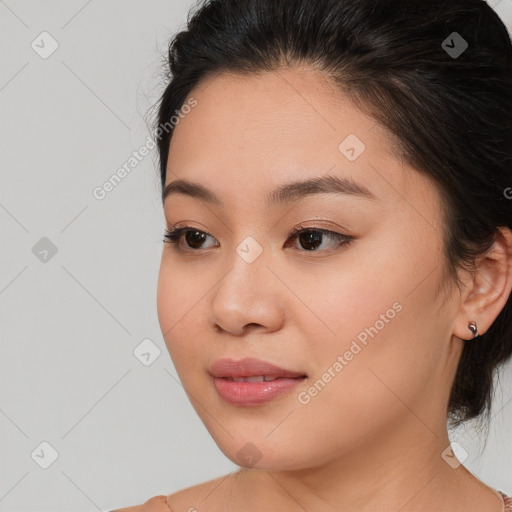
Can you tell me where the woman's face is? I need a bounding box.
[157,66,462,471]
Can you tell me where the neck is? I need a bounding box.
[231,415,501,512]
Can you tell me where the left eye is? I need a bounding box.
[163,226,353,252]
[286,226,353,252]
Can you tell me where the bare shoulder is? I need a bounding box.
[109,473,237,512]
[165,473,236,512]
[110,494,172,512]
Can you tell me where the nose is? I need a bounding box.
[209,250,285,336]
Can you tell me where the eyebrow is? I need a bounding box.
[162,174,377,207]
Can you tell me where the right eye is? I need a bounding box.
[163,227,218,251]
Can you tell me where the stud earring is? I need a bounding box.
[468,321,479,339]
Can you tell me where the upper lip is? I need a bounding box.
[209,357,307,379]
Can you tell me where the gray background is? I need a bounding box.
[1,1,511,511]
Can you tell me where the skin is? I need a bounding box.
[156,66,512,512]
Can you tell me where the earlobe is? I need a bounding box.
[453,227,512,341]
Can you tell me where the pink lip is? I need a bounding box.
[209,357,307,379]
[209,357,307,406]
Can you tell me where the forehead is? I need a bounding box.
[164,67,436,217]
[169,66,396,161]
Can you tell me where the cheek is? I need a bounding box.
[314,221,444,349]
[297,237,444,411]
[157,254,209,328]
[297,255,402,361]
[290,305,436,462]
[156,257,206,364]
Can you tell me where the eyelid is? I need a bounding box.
[288,222,348,236]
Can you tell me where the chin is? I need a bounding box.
[207,432,317,471]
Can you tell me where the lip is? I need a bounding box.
[209,357,307,379]
[209,357,307,406]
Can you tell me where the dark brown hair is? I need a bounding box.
[153,0,512,429]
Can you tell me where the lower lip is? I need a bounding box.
[213,377,306,406]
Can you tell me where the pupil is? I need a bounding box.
[186,230,206,249]
[299,231,321,250]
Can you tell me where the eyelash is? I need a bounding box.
[162,224,354,253]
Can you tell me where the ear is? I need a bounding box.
[453,227,512,341]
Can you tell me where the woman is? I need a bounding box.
[112,0,512,510]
